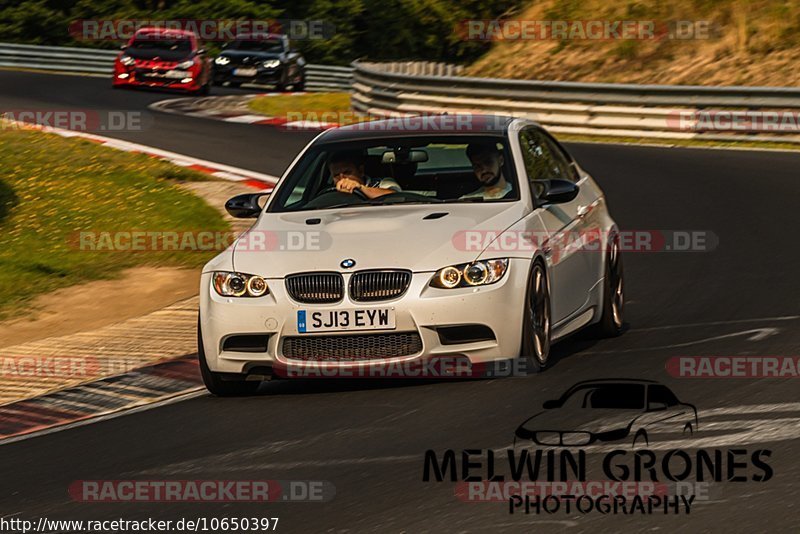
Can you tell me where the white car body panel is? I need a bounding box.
[199,117,619,376]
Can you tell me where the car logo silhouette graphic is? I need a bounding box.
[515,379,698,447]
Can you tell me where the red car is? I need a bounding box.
[113,28,211,95]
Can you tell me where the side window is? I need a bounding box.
[519,128,576,186]
[647,385,680,407]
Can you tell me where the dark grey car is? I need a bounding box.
[212,33,305,90]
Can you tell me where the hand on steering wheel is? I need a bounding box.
[318,185,369,200]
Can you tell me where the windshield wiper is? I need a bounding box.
[316,201,385,210]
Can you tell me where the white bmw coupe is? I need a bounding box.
[198,115,625,395]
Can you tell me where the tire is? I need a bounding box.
[294,74,305,92]
[228,81,242,88]
[588,233,625,338]
[197,319,260,396]
[198,83,210,96]
[520,261,551,374]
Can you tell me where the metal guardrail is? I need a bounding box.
[0,42,118,74]
[353,60,800,108]
[0,42,353,92]
[351,60,800,142]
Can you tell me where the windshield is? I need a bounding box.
[562,384,646,410]
[229,39,284,53]
[130,38,192,52]
[268,136,519,212]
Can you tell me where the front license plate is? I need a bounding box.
[164,70,190,79]
[297,308,395,333]
[233,68,258,77]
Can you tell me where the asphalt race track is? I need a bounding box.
[1,70,800,532]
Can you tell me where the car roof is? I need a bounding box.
[134,27,196,38]
[566,379,660,387]
[315,114,520,144]
[234,33,285,40]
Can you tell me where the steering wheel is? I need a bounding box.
[317,185,369,201]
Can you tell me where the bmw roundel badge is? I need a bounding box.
[340,258,356,269]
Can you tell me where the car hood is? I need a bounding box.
[518,408,644,435]
[124,48,192,62]
[220,50,282,61]
[231,203,527,277]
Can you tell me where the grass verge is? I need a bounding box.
[0,127,228,319]
[248,92,369,124]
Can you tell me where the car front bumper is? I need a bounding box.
[212,65,283,85]
[113,67,203,91]
[199,258,532,376]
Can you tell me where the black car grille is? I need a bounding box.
[282,333,422,361]
[286,272,344,304]
[349,270,412,302]
[226,56,261,67]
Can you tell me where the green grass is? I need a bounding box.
[0,127,228,319]
[248,92,370,125]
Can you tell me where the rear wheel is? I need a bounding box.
[588,234,625,337]
[228,81,242,88]
[520,261,551,373]
[198,319,260,396]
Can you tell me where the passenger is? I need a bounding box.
[460,142,512,200]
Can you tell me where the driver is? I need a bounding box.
[460,142,512,200]
[328,150,401,199]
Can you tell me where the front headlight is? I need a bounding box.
[212,272,269,297]
[262,59,280,69]
[119,55,135,66]
[430,259,509,289]
[214,56,230,65]
[176,60,195,70]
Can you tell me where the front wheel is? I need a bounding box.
[520,261,551,373]
[198,319,260,396]
[293,73,306,92]
[588,234,625,337]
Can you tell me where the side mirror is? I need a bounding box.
[647,402,668,412]
[542,399,560,409]
[225,193,268,218]
[537,179,579,205]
